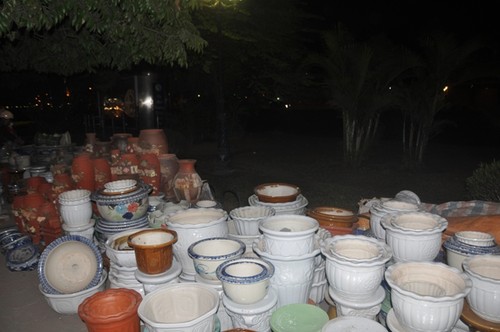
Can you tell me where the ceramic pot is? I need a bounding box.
[158,153,179,201]
[113,153,140,181]
[71,154,95,192]
[11,195,26,233]
[138,153,161,196]
[138,129,168,155]
[112,133,132,153]
[93,141,112,159]
[126,136,140,154]
[173,159,203,203]
[127,228,178,275]
[25,176,47,194]
[78,288,142,332]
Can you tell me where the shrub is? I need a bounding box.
[465,160,500,202]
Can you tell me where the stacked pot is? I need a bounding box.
[58,189,95,241]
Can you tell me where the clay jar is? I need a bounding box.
[78,288,142,332]
[158,154,179,202]
[71,153,95,192]
[127,228,178,275]
[138,129,168,155]
[138,153,161,196]
[92,158,112,191]
[173,159,203,203]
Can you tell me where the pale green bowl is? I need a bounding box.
[270,303,329,332]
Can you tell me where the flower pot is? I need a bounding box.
[78,288,142,332]
[127,228,178,275]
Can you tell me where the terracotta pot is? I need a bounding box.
[23,192,46,211]
[307,206,358,228]
[78,288,142,332]
[127,228,178,275]
[126,137,141,154]
[38,182,53,202]
[38,201,59,220]
[158,153,179,201]
[11,195,26,233]
[25,176,47,193]
[111,153,139,181]
[173,159,203,203]
[93,158,112,191]
[138,153,161,195]
[71,154,96,191]
[139,129,168,155]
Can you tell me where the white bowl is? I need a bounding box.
[187,237,246,281]
[259,214,318,256]
[328,235,383,262]
[216,257,274,305]
[385,261,472,332]
[381,211,447,262]
[39,270,107,315]
[455,231,496,247]
[254,182,300,203]
[138,283,220,332]
[230,205,276,236]
[321,316,388,332]
[462,254,500,323]
[321,235,392,301]
[105,228,150,268]
[104,179,137,191]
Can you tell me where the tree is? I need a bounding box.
[305,24,418,167]
[0,0,207,75]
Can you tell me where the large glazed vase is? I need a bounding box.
[173,159,203,203]
[138,129,168,156]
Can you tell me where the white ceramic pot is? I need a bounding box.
[253,236,320,307]
[138,283,220,332]
[463,254,500,323]
[385,261,472,332]
[104,228,150,268]
[188,237,246,281]
[259,214,318,256]
[216,256,274,305]
[381,211,447,262]
[321,235,392,301]
[165,208,229,281]
[229,205,276,236]
[369,199,419,241]
[58,189,92,227]
[321,316,387,332]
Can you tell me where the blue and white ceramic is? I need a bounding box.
[1,234,31,254]
[6,242,39,272]
[38,235,103,295]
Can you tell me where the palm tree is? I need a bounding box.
[306,24,418,167]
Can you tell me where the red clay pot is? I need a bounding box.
[71,154,96,191]
[138,153,161,195]
[139,129,168,155]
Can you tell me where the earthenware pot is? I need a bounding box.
[173,159,203,203]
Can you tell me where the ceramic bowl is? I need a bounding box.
[216,257,274,305]
[270,303,329,332]
[385,261,472,332]
[230,205,276,236]
[455,231,496,247]
[382,211,448,262]
[321,316,387,332]
[188,237,246,281]
[248,194,309,215]
[369,199,420,240]
[104,179,137,191]
[91,182,150,222]
[307,206,358,228]
[127,228,178,275]
[104,228,150,267]
[254,182,300,203]
[259,215,319,256]
[39,270,107,315]
[138,283,220,332]
[38,235,104,295]
[6,241,39,271]
[462,254,500,323]
[1,234,31,254]
[327,235,384,262]
[443,235,500,271]
[321,235,392,301]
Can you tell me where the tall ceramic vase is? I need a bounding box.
[93,158,112,191]
[71,153,96,192]
[173,159,203,203]
[158,153,179,202]
[139,129,168,156]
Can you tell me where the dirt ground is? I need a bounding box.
[181,131,499,213]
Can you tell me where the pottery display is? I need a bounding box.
[173,159,203,203]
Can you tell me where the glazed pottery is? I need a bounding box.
[173,159,203,203]
[134,258,182,294]
[138,153,161,195]
[58,189,93,228]
[329,284,386,320]
[139,129,168,155]
[455,231,496,247]
[78,288,142,332]
[216,257,274,305]
[138,283,219,332]
[230,205,276,236]
[381,211,448,262]
[258,215,319,256]
[248,194,309,216]
[385,261,472,332]
[254,183,301,203]
[321,316,388,332]
[443,234,500,272]
[270,303,329,332]
[165,208,229,281]
[127,228,178,275]
[369,199,420,241]
[253,236,320,307]
[307,206,358,228]
[91,183,150,222]
[158,153,179,201]
[39,270,107,315]
[463,254,500,323]
[321,235,392,301]
[104,228,149,268]
[188,237,246,281]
